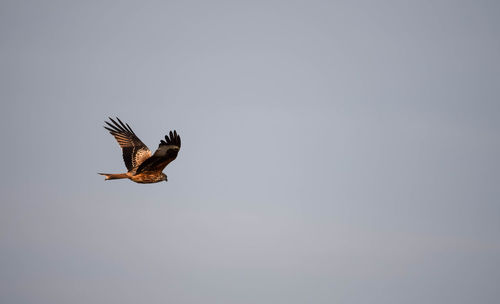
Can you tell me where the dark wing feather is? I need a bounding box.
[104,117,151,171]
[135,130,181,174]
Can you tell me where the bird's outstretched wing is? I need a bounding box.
[104,117,151,171]
[135,130,181,174]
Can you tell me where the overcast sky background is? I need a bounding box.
[1,1,499,303]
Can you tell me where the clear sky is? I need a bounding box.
[1,1,499,303]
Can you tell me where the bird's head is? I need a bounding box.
[161,173,168,182]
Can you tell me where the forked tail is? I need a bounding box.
[98,173,128,180]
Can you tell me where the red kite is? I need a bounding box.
[99,117,181,184]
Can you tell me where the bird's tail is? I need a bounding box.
[98,173,128,180]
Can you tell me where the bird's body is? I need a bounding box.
[99,117,181,184]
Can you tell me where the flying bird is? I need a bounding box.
[99,117,181,184]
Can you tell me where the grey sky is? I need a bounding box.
[1,1,499,303]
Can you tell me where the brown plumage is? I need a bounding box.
[99,117,181,184]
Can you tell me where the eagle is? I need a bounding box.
[99,117,181,184]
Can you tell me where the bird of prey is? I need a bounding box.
[99,117,181,184]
